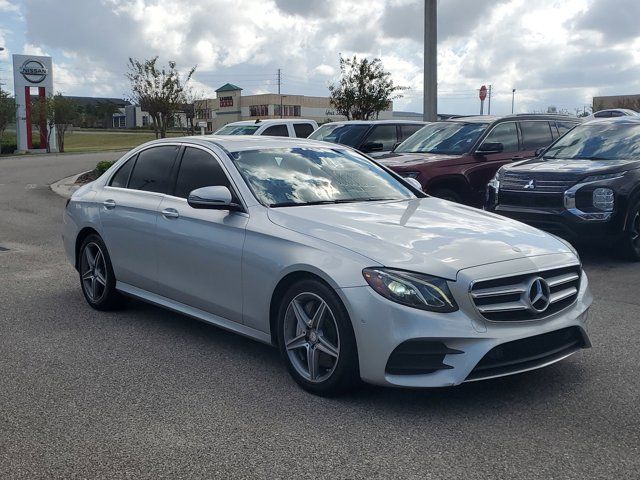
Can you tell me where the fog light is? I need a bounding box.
[593,188,614,211]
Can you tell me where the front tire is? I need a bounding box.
[277,279,359,396]
[78,234,126,310]
[622,201,640,261]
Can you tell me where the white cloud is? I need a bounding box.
[5,0,640,115]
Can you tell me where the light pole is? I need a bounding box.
[423,0,437,122]
[0,47,4,91]
[511,88,516,114]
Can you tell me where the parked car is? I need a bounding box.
[486,116,640,261]
[585,108,639,120]
[214,119,318,138]
[64,135,591,395]
[308,120,426,154]
[375,115,582,206]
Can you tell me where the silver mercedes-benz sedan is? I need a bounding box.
[63,136,592,395]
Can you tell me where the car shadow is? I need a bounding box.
[117,296,591,417]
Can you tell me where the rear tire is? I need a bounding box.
[277,279,360,396]
[429,187,463,203]
[78,234,126,310]
[621,201,640,261]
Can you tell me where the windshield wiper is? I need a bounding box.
[270,197,397,208]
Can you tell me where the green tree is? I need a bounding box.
[126,57,196,138]
[31,93,80,152]
[329,55,406,120]
[0,88,18,154]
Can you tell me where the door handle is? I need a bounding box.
[161,208,180,219]
[103,199,116,209]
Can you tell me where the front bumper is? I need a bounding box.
[485,185,625,242]
[340,254,592,388]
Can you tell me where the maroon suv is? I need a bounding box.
[374,115,581,206]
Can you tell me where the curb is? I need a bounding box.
[50,171,91,199]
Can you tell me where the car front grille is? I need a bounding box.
[501,172,576,193]
[470,265,581,321]
[498,191,564,208]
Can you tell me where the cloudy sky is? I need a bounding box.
[1,0,639,115]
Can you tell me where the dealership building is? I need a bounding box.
[194,83,394,132]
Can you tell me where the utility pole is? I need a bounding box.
[511,88,516,114]
[423,0,437,122]
[277,68,282,118]
[488,85,492,115]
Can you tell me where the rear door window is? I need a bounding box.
[293,123,315,138]
[109,156,135,188]
[262,124,290,137]
[128,146,179,194]
[519,121,554,150]
[482,122,519,152]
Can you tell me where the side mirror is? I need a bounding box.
[404,177,422,191]
[534,147,546,157]
[476,142,504,155]
[391,142,401,152]
[187,186,241,211]
[362,142,384,153]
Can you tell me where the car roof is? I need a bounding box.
[319,120,427,126]
[221,119,316,126]
[583,116,640,125]
[150,135,339,153]
[446,114,581,125]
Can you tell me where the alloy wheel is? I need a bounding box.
[283,292,341,383]
[80,242,108,303]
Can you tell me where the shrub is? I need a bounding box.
[95,160,115,176]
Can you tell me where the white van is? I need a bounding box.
[214,119,319,138]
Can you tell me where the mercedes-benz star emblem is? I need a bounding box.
[524,179,535,190]
[526,277,551,313]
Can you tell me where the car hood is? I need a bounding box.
[267,198,570,280]
[508,157,640,175]
[374,152,465,168]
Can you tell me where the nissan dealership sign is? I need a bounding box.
[12,54,56,152]
[19,59,48,84]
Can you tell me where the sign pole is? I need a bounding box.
[479,85,487,116]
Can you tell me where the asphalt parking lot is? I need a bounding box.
[1,152,638,479]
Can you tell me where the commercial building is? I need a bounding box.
[593,94,640,112]
[195,83,393,132]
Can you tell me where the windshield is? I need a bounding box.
[308,124,370,147]
[544,123,640,160]
[229,147,415,207]
[215,125,260,135]
[395,122,488,155]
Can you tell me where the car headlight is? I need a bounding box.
[362,268,458,313]
[400,172,420,179]
[488,168,502,191]
[593,187,614,211]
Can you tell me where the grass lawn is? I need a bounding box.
[63,131,185,153]
[1,129,186,155]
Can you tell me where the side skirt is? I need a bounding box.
[116,281,273,345]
